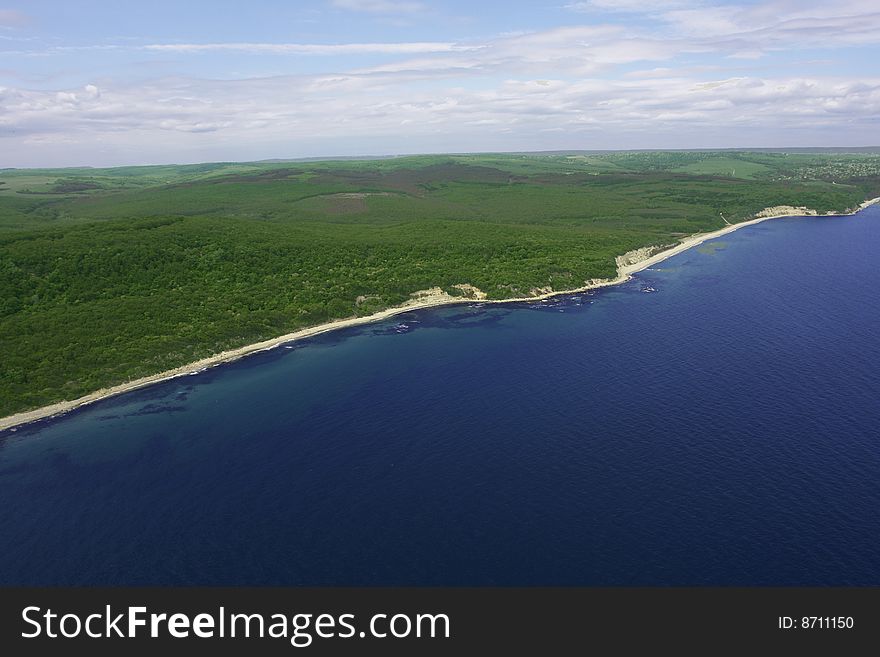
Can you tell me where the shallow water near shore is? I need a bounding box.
[2,206,879,585]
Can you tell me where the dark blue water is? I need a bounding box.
[2,207,879,586]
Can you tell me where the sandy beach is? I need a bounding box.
[2,196,878,433]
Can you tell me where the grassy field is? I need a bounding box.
[2,150,879,417]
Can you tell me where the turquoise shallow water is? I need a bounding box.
[1,206,879,585]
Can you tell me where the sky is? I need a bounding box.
[1,0,879,167]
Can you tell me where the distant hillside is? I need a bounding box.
[2,150,879,417]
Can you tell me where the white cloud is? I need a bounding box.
[348,25,657,77]
[158,119,231,133]
[662,0,880,45]
[5,1,880,165]
[565,0,880,53]
[4,72,877,150]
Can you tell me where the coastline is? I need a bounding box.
[2,196,878,433]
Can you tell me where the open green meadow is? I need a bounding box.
[2,150,879,416]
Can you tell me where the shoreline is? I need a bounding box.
[2,196,878,433]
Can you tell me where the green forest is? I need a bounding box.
[2,150,880,417]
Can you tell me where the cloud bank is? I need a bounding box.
[2,0,879,166]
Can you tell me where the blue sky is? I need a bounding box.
[1,0,878,166]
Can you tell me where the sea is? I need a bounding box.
[1,206,879,585]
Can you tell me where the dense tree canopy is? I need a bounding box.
[2,151,879,416]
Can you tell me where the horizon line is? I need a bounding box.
[4,145,880,171]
